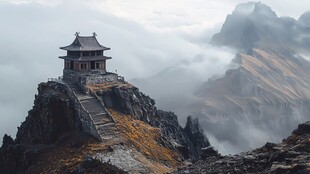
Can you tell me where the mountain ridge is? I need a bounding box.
[132,2,310,154]
[172,121,310,173]
[0,81,210,173]
[212,2,310,53]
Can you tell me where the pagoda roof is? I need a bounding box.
[60,33,110,51]
[58,55,112,62]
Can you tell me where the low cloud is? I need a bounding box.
[131,44,236,124]
[0,1,210,141]
[1,0,309,155]
[0,0,233,142]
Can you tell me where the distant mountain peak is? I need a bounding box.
[298,10,310,26]
[233,2,277,18]
[212,2,308,52]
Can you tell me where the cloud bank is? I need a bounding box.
[1,0,309,154]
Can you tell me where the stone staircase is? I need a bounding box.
[65,82,116,141]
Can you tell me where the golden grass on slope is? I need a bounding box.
[87,82,134,92]
[27,135,115,174]
[109,109,181,169]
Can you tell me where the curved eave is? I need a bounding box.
[58,56,112,62]
[59,46,110,51]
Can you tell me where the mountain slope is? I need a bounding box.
[212,2,310,52]
[193,48,310,152]
[0,81,210,174]
[132,2,310,154]
[172,121,310,173]
[192,2,310,153]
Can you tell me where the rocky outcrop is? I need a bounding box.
[72,157,128,174]
[155,111,210,161]
[193,47,310,153]
[95,84,210,161]
[183,116,211,161]
[211,2,310,52]
[0,82,82,174]
[0,81,210,173]
[97,84,156,123]
[16,82,79,145]
[172,121,310,174]
[193,2,310,154]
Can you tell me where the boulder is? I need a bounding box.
[200,146,218,160]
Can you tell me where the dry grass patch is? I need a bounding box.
[109,109,181,168]
[29,136,115,174]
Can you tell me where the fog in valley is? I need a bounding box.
[1,0,310,154]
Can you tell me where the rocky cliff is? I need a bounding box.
[91,83,210,161]
[0,81,209,174]
[172,121,310,173]
[189,2,310,154]
[212,2,310,52]
[130,2,310,154]
[193,48,310,153]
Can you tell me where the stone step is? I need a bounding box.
[77,95,95,101]
[92,113,110,121]
[92,112,107,116]
[86,107,104,114]
[63,81,116,142]
[96,123,115,134]
[94,119,112,126]
[92,115,109,123]
[81,102,102,109]
[100,135,115,140]
[80,98,101,105]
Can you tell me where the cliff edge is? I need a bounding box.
[0,81,209,174]
[173,121,310,173]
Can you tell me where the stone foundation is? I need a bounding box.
[63,69,121,85]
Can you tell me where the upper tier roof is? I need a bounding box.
[60,33,110,51]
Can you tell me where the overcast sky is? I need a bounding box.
[0,0,309,143]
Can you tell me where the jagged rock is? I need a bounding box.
[183,116,210,161]
[72,156,128,174]
[270,163,306,174]
[1,134,13,149]
[293,121,310,135]
[16,82,79,145]
[262,142,278,151]
[97,85,156,123]
[1,81,211,173]
[200,146,218,160]
[170,120,310,174]
[96,85,210,161]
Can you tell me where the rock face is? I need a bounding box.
[95,84,210,161]
[172,121,310,174]
[190,2,310,153]
[0,81,209,173]
[194,48,310,153]
[0,82,82,174]
[15,82,80,144]
[129,2,310,155]
[212,2,310,52]
[183,116,210,161]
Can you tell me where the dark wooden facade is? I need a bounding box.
[59,33,111,72]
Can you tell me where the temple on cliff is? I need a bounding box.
[59,32,122,85]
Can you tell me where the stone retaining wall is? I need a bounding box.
[50,82,101,140]
[63,69,120,85]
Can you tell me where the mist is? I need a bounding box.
[0,1,220,141]
[1,0,310,156]
[130,45,236,124]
